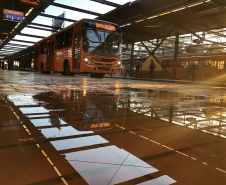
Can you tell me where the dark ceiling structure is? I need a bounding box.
[0,0,226,60]
[0,0,54,59]
[100,0,226,43]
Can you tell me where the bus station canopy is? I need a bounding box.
[99,0,226,43]
[0,0,226,58]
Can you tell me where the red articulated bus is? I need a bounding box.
[34,19,122,78]
[158,55,225,80]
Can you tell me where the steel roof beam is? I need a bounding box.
[26,25,54,32]
[152,27,176,54]
[42,0,119,20]
[3,46,34,59]
[141,41,152,54]
[182,25,226,46]
[90,0,130,9]
[19,33,46,39]
[36,12,77,23]
[1,46,25,51]
[11,39,36,44]
[29,22,60,30]
[4,43,30,48]
[0,47,22,50]
[1,47,23,51]
[0,53,16,56]
[50,2,103,17]
[2,47,26,52]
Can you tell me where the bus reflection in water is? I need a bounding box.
[33,90,118,131]
[34,19,122,78]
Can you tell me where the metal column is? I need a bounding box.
[173,27,179,80]
[130,42,134,77]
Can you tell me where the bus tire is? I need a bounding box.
[90,73,105,78]
[64,61,70,76]
[97,73,105,78]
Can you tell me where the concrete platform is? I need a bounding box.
[0,70,225,185]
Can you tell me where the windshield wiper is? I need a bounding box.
[93,29,101,42]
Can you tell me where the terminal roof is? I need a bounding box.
[99,0,226,43]
[0,0,226,58]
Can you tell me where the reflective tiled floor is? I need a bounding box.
[0,71,226,185]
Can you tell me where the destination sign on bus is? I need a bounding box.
[96,23,115,31]
[84,20,119,32]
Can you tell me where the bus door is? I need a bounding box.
[46,40,51,71]
[51,41,55,70]
[74,32,81,69]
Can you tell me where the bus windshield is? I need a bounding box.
[83,29,122,57]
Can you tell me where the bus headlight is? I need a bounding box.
[114,61,121,67]
[83,57,94,65]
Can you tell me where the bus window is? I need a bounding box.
[46,40,50,56]
[74,33,77,69]
[51,41,54,55]
[40,42,46,54]
[84,29,121,56]
[56,32,65,50]
[78,32,81,68]
[65,28,73,48]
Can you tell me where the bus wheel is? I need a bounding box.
[97,73,105,78]
[90,73,105,78]
[41,63,44,73]
[64,62,70,76]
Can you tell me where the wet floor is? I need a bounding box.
[0,70,226,185]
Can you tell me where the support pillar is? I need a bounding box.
[0,60,3,70]
[130,42,134,77]
[8,58,14,70]
[173,27,179,80]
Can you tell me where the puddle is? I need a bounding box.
[68,161,159,185]
[27,114,50,118]
[50,135,109,151]
[120,87,226,137]
[65,145,156,168]
[65,145,159,185]
[32,90,119,132]
[3,88,226,138]
[137,175,177,185]
[40,126,93,138]
[19,107,49,115]
[122,87,207,100]
[30,118,67,127]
